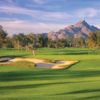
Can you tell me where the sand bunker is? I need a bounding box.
[0,57,75,69]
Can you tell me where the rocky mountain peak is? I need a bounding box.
[11,34,18,38]
[74,20,90,28]
[0,25,2,29]
[47,20,99,40]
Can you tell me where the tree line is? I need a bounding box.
[0,26,100,55]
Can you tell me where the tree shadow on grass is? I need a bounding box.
[53,88,100,96]
[0,69,100,82]
[0,81,74,90]
[38,52,89,55]
[75,95,100,100]
[0,80,96,91]
[0,55,31,59]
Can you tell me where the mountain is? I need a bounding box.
[11,34,18,38]
[47,20,99,40]
[0,25,2,30]
[10,20,99,40]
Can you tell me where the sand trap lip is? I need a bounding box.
[0,57,75,69]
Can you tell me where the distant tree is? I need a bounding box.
[37,35,44,51]
[50,40,56,48]
[14,35,21,52]
[95,30,100,34]
[37,35,48,51]
[14,36,20,52]
[24,35,30,51]
[76,37,85,48]
[54,42,59,49]
[0,37,3,48]
[97,33,100,50]
[87,32,97,52]
[7,38,14,48]
[2,37,8,50]
[66,35,74,47]
[46,38,52,48]
[27,33,38,55]
[0,27,7,40]
[0,26,8,47]
[47,43,52,48]
[18,33,25,47]
[73,38,77,48]
[14,33,26,52]
[57,39,68,49]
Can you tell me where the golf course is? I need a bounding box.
[0,47,100,100]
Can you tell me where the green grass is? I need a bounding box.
[0,59,8,62]
[43,59,56,63]
[0,47,100,100]
[59,61,79,69]
[6,61,36,67]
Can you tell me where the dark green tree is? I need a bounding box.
[97,33,100,50]
[0,26,7,47]
[57,39,68,49]
[87,32,97,52]
[27,33,38,55]
[76,36,85,48]
[14,33,25,52]
[37,35,48,51]
[66,35,74,47]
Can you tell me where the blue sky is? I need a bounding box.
[0,0,100,36]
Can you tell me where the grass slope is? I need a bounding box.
[0,48,100,100]
[2,61,36,67]
[43,59,56,63]
[0,59,8,62]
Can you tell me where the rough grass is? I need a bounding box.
[0,59,8,62]
[43,59,56,63]
[0,48,100,100]
[59,61,79,69]
[1,61,36,67]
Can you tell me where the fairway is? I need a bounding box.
[0,48,100,100]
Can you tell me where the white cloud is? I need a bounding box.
[0,19,68,36]
[0,18,18,21]
[0,6,70,21]
[33,0,47,4]
[0,0,16,6]
[77,8,99,18]
[0,6,100,22]
[1,18,100,37]
[95,25,100,29]
[7,0,13,3]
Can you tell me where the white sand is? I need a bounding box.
[0,57,75,69]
